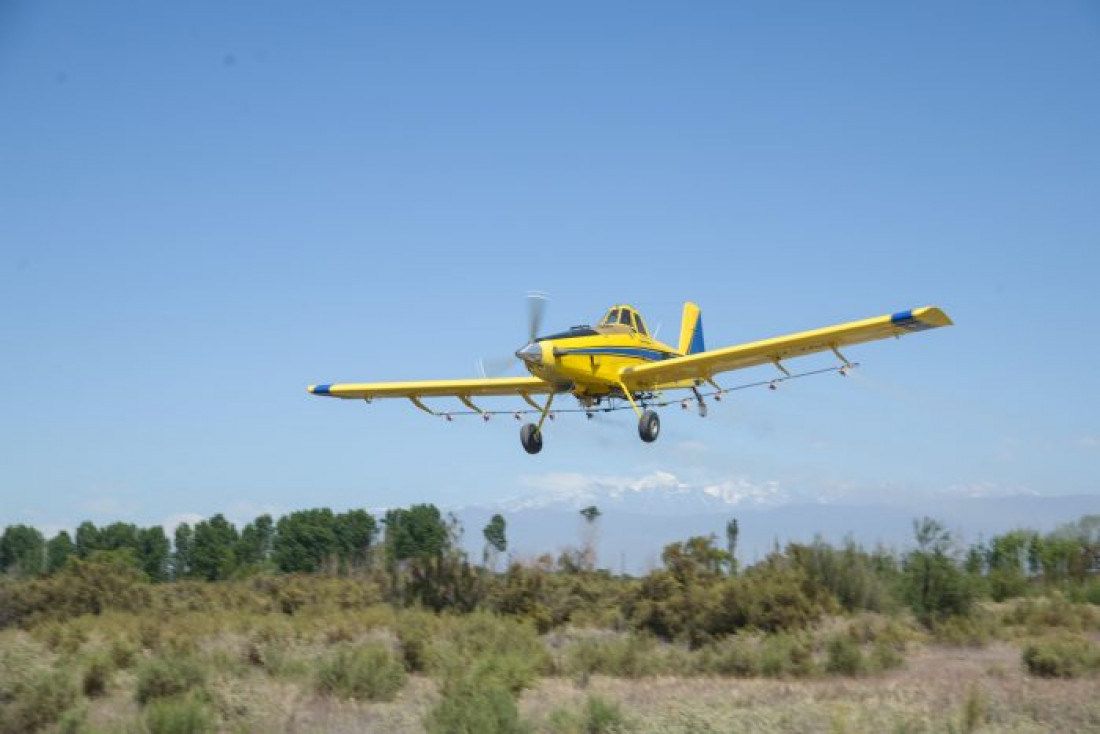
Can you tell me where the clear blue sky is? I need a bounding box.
[2,1,1098,533]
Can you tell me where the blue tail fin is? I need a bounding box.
[677,302,705,355]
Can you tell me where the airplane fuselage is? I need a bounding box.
[517,326,680,398]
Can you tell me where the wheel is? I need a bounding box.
[520,423,543,454]
[638,409,660,443]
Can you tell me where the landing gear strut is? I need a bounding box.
[520,423,543,454]
[638,409,660,443]
[519,392,555,454]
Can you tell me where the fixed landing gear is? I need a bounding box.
[638,409,660,443]
[520,423,543,454]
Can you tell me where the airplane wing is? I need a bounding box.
[620,306,952,391]
[308,376,554,401]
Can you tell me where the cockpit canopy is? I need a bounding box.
[600,305,648,336]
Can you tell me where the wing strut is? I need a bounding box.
[458,395,483,414]
[830,345,853,368]
[409,396,436,415]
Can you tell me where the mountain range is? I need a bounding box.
[452,474,1098,574]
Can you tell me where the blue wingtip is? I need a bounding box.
[891,309,935,332]
[311,384,332,396]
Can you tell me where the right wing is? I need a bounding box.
[622,306,952,391]
[308,376,554,400]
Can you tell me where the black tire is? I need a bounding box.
[520,423,543,454]
[638,410,660,443]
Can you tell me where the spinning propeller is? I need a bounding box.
[477,291,549,377]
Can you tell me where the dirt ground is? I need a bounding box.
[522,644,1100,733]
[78,643,1100,733]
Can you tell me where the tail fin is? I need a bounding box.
[677,302,705,355]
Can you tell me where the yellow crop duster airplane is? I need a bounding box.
[308,299,952,454]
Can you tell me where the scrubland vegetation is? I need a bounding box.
[1,508,1099,733]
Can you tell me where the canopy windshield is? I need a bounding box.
[600,306,647,335]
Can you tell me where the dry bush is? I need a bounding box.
[1022,634,1100,678]
[1002,594,1100,635]
[930,612,996,647]
[0,667,77,734]
[135,655,208,705]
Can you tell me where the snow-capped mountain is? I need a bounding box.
[451,474,1098,574]
[496,470,788,515]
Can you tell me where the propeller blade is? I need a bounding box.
[478,355,518,378]
[527,291,549,342]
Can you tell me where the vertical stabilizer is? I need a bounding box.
[677,302,705,355]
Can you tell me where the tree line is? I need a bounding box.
[1,507,1098,633]
[0,505,520,583]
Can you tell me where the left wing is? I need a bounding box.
[308,376,554,400]
[621,306,952,391]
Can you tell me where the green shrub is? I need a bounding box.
[82,652,113,697]
[135,656,207,705]
[424,675,528,734]
[870,639,904,672]
[315,644,407,701]
[759,633,815,678]
[987,568,1030,602]
[825,635,865,676]
[563,633,690,680]
[545,694,628,734]
[787,539,899,613]
[0,668,78,734]
[144,694,217,734]
[429,613,549,692]
[581,695,626,733]
[902,536,974,626]
[1079,579,1100,606]
[53,706,88,734]
[1022,635,1100,678]
[701,635,760,677]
